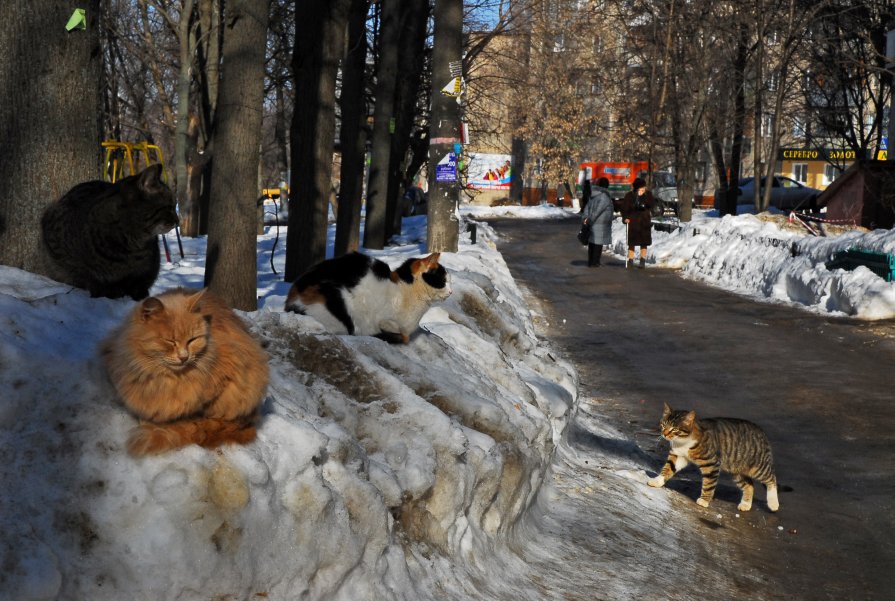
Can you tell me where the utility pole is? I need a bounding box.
[887,25,895,160]
[426,0,463,253]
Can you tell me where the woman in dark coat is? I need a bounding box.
[620,178,654,268]
[579,177,592,213]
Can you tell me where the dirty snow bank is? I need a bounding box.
[628,211,895,320]
[0,217,576,600]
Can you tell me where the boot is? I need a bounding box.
[638,257,645,269]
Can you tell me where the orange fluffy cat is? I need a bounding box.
[101,287,269,456]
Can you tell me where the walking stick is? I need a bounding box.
[624,220,629,269]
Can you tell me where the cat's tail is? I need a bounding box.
[127,416,258,456]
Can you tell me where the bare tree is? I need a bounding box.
[285,0,351,281]
[0,0,102,274]
[204,0,269,310]
[364,0,402,250]
[334,0,373,257]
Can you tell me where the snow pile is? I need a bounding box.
[0,216,576,600]
[622,211,895,320]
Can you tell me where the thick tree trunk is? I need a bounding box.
[203,0,269,311]
[0,0,102,274]
[334,0,371,258]
[364,0,401,250]
[426,0,463,253]
[286,0,350,280]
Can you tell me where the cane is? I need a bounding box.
[624,220,629,269]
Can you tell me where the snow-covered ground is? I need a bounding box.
[2,204,893,601]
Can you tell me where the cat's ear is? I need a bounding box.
[682,411,696,427]
[662,402,672,416]
[186,288,209,313]
[138,164,165,191]
[140,297,165,321]
[424,253,441,267]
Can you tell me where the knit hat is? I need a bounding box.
[632,178,646,190]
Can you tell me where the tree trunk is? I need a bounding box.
[285,0,350,281]
[426,0,463,253]
[174,0,196,233]
[364,0,401,250]
[724,21,749,217]
[192,0,222,236]
[334,0,371,258]
[204,0,269,311]
[0,0,102,274]
[386,0,429,238]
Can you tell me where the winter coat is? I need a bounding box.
[582,187,613,245]
[620,190,654,247]
[580,179,592,211]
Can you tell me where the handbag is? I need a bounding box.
[577,222,589,245]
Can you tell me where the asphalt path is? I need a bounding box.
[488,216,895,600]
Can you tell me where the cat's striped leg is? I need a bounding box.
[732,474,755,511]
[648,453,688,487]
[694,460,721,507]
[763,476,780,512]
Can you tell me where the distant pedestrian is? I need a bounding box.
[620,177,654,268]
[581,177,613,267]
[580,177,592,213]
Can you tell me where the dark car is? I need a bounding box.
[714,176,821,211]
[636,171,693,217]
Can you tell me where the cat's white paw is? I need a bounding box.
[647,476,665,488]
[767,498,780,512]
[696,498,710,508]
[737,501,752,512]
[766,486,780,512]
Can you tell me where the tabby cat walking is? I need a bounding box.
[101,288,269,456]
[647,403,779,512]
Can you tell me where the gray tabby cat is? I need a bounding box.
[41,164,177,300]
[648,402,779,512]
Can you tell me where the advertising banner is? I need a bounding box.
[467,153,511,190]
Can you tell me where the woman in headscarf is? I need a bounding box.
[620,177,654,268]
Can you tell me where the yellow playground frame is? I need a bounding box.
[101,140,169,184]
[102,140,182,261]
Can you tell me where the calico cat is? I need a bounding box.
[647,402,779,512]
[41,164,178,300]
[285,251,451,344]
[101,287,269,456]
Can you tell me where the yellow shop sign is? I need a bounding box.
[778,147,865,161]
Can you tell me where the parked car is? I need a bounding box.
[714,176,821,211]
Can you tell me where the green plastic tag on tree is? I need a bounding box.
[389,118,396,134]
[65,8,87,31]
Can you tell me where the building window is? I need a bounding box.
[553,33,565,53]
[823,164,841,186]
[761,113,775,138]
[793,163,808,183]
[792,116,807,139]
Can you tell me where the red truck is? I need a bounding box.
[579,161,654,199]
